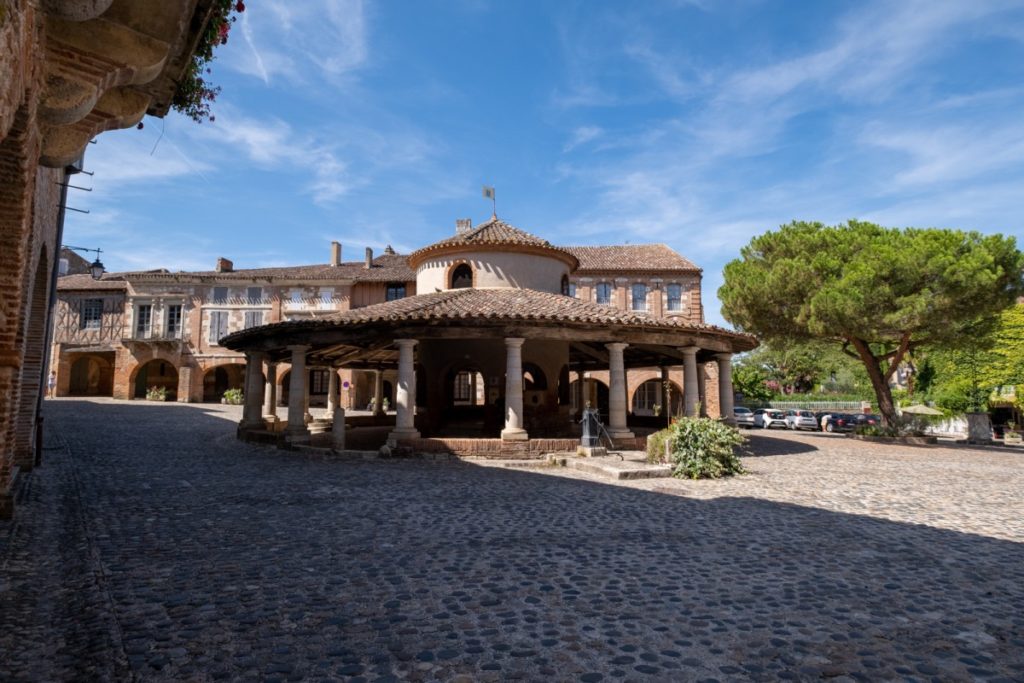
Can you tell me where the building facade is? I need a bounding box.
[53,231,735,431]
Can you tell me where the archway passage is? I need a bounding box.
[68,354,114,396]
[440,367,493,436]
[632,379,683,418]
[134,360,178,400]
[203,364,245,402]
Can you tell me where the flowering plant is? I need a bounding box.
[171,1,246,122]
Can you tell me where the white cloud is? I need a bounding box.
[563,126,604,152]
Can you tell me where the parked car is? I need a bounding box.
[785,409,819,431]
[733,406,755,428]
[823,413,857,433]
[852,413,881,429]
[754,408,788,429]
[814,411,832,430]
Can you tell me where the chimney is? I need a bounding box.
[455,218,472,234]
[330,241,342,266]
[364,247,373,269]
[216,257,233,273]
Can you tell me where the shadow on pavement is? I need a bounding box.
[0,399,1020,681]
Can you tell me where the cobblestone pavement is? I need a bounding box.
[1,400,1022,682]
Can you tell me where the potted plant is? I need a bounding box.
[146,386,168,402]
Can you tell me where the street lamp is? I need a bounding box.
[62,245,105,280]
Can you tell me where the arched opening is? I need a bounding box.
[382,380,394,405]
[571,378,609,421]
[450,263,473,289]
[522,363,547,390]
[276,369,331,406]
[134,359,179,400]
[632,379,682,417]
[68,354,114,396]
[440,366,491,436]
[203,363,246,402]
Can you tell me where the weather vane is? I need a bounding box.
[482,185,496,217]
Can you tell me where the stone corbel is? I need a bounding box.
[40,86,149,167]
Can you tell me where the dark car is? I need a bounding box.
[852,414,881,428]
[823,413,857,433]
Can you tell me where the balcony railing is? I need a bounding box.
[123,327,183,342]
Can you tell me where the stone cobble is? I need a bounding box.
[1,399,1022,681]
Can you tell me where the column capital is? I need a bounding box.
[715,352,733,362]
[394,338,418,349]
[504,337,525,347]
[286,344,310,353]
[680,345,700,355]
[605,342,629,352]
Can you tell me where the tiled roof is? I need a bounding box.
[120,254,416,283]
[56,274,128,291]
[221,287,755,349]
[564,245,700,272]
[409,217,578,267]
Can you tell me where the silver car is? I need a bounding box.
[785,409,819,431]
[754,408,788,429]
[733,406,755,428]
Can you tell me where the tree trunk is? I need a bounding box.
[850,338,898,427]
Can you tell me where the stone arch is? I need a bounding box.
[447,261,474,289]
[133,359,179,400]
[127,350,181,400]
[522,362,547,390]
[201,362,246,402]
[68,354,115,396]
[571,377,609,419]
[631,379,683,418]
[12,244,51,469]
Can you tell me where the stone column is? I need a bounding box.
[697,363,707,417]
[606,342,634,439]
[501,338,528,440]
[241,352,266,428]
[326,369,338,413]
[717,353,735,425]
[389,339,420,443]
[373,369,385,416]
[263,362,278,420]
[682,346,700,417]
[286,345,310,442]
[303,369,313,423]
[575,368,585,417]
[332,407,346,450]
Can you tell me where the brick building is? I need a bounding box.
[53,230,737,433]
[1,0,234,519]
[215,218,755,456]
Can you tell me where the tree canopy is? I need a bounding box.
[719,220,1024,425]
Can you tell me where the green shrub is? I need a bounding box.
[649,418,747,479]
[146,386,168,401]
[646,428,672,464]
[222,388,244,405]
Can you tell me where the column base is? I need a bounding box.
[500,428,529,441]
[605,428,635,440]
[285,425,310,444]
[387,428,420,446]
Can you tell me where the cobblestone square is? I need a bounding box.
[2,400,1023,681]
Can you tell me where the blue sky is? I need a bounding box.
[64,0,1024,326]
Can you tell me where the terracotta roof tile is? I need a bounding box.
[409,217,578,267]
[56,274,128,291]
[222,287,754,348]
[564,245,700,272]
[120,255,415,283]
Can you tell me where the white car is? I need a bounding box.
[785,409,819,431]
[733,406,755,428]
[754,408,787,429]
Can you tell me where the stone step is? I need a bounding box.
[565,457,672,481]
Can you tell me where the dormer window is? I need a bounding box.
[451,264,473,289]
